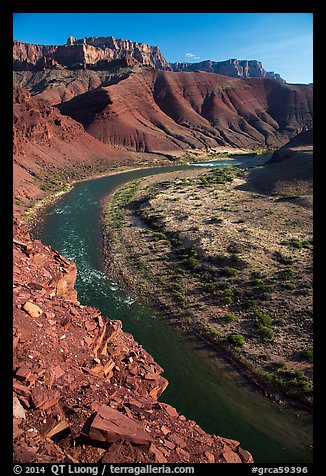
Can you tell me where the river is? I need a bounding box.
[30,157,313,463]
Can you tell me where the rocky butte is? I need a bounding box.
[13,36,171,71]
[171,59,285,82]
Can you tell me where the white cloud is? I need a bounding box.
[186,52,200,60]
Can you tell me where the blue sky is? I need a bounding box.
[13,13,313,84]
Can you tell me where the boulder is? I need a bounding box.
[23,301,43,318]
[88,404,152,446]
[13,395,26,419]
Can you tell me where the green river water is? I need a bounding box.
[30,158,313,463]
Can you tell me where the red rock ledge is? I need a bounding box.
[13,214,253,463]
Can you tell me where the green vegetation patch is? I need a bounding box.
[282,237,313,249]
[227,333,245,348]
[300,347,313,363]
[175,246,199,269]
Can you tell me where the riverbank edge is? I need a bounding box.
[22,161,172,225]
[20,148,271,225]
[101,175,313,414]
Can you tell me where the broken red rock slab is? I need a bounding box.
[161,403,179,418]
[88,404,153,446]
[91,358,115,378]
[85,320,97,333]
[13,380,31,399]
[204,450,215,463]
[15,364,32,384]
[53,366,65,381]
[222,450,243,463]
[14,446,38,463]
[43,420,70,439]
[149,382,168,400]
[13,395,26,419]
[23,301,43,318]
[238,447,254,463]
[149,443,168,463]
[101,439,149,463]
[96,314,105,328]
[32,253,48,267]
[31,386,60,411]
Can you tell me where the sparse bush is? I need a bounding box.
[277,318,286,326]
[228,333,245,348]
[151,232,168,242]
[257,324,274,341]
[227,244,239,254]
[176,246,199,269]
[223,267,238,277]
[281,267,294,279]
[170,237,182,247]
[300,347,313,363]
[255,310,273,326]
[283,237,311,250]
[223,288,234,305]
[40,183,52,191]
[258,284,274,293]
[283,282,296,290]
[275,360,286,369]
[225,312,237,322]
[274,251,293,265]
[244,297,257,309]
[211,215,223,223]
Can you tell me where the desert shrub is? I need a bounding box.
[225,312,237,322]
[300,347,313,363]
[274,251,293,265]
[258,284,274,293]
[283,237,312,249]
[257,324,274,341]
[223,267,238,277]
[176,246,199,268]
[281,267,294,279]
[40,183,52,191]
[170,237,182,247]
[227,244,239,254]
[275,360,286,369]
[255,310,273,326]
[283,282,296,290]
[277,318,286,326]
[223,288,234,298]
[151,232,168,242]
[211,215,223,223]
[205,280,222,294]
[244,297,257,309]
[227,333,245,348]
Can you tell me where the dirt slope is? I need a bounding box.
[57,69,312,152]
[13,87,146,211]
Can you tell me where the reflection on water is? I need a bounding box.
[31,159,313,463]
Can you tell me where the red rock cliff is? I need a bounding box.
[171,59,285,82]
[13,36,171,71]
